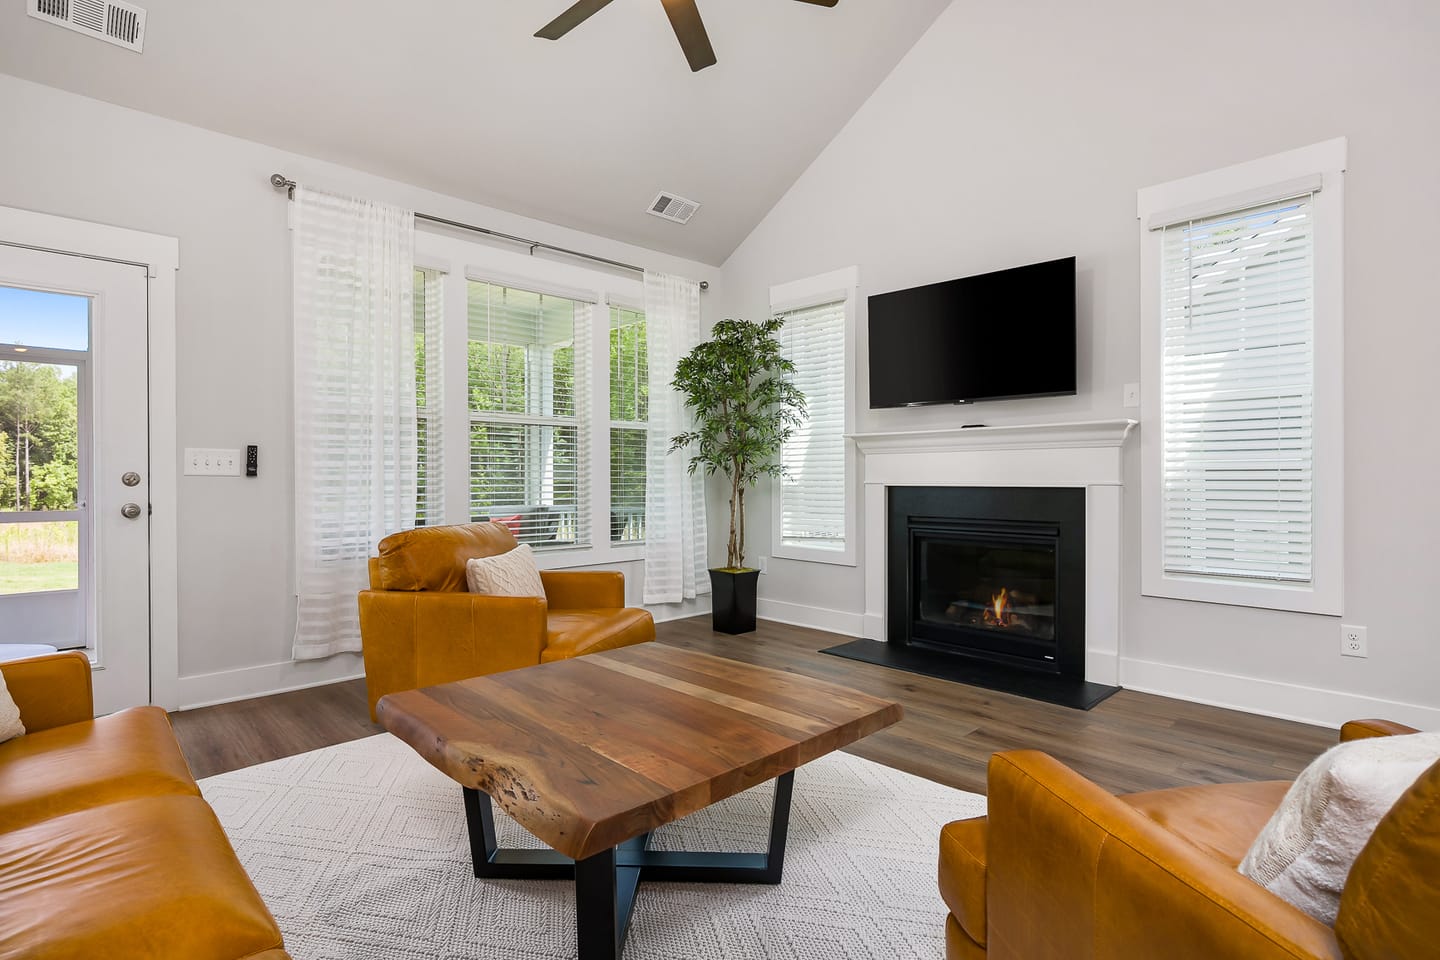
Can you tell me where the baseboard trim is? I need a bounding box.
[1119,657,1440,730]
[757,598,865,637]
[169,601,1439,730]
[172,656,366,712]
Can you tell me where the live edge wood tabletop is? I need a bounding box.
[377,642,904,861]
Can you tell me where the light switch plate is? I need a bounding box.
[184,447,243,477]
[1123,382,1140,408]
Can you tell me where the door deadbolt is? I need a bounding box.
[121,471,141,487]
[120,502,142,520]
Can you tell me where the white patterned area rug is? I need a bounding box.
[199,734,986,960]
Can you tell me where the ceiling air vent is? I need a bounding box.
[647,192,701,225]
[28,0,147,53]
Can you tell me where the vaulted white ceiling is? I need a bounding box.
[0,0,950,264]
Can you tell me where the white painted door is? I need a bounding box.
[0,246,151,714]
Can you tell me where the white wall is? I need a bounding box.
[0,73,716,709]
[714,0,1440,728]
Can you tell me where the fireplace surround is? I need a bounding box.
[825,420,1136,709]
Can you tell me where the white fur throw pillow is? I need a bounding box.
[0,669,25,744]
[1238,730,1440,925]
[465,544,546,599]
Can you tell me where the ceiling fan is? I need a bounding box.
[536,0,840,73]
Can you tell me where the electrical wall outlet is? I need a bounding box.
[757,556,769,575]
[1123,382,1140,408]
[1340,624,1369,658]
[183,447,243,477]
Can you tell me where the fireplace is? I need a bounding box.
[888,486,1087,681]
[828,420,1132,710]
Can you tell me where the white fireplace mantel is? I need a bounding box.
[855,419,1137,687]
[850,418,1136,455]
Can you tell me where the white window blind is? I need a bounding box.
[467,279,590,548]
[609,305,647,544]
[777,300,847,552]
[414,268,444,526]
[1160,194,1315,583]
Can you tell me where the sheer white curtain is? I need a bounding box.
[643,271,709,604]
[291,186,417,660]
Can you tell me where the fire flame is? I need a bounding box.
[983,587,1012,627]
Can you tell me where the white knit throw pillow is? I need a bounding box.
[465,544,546,598]
[0,670,25,744]
[1238,730,1440,925]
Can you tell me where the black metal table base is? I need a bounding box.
[462,770,795,960]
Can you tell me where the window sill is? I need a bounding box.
[1141,571,1340,617]
[532,543,645,571]
[771,542,856,567]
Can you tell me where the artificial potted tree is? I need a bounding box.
[670,317,805,634]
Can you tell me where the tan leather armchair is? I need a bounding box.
[940,719,1436,960]
[357,522,656,720]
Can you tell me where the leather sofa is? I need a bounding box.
[939,718,1435,960]
[0,651,291,959]
[358,521,656,720]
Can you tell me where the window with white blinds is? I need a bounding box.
[467,280,589,549]
[609,305,647,544]
[1140,139,1345,614]
[413,268,444,526]
[776,299,848,555]
[1160,196,1315,584]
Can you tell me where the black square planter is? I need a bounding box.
[708,569,759,635]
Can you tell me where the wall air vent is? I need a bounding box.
[647,192,701,225]
[28,0,147,53]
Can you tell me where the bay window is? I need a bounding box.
[411,230,650,563]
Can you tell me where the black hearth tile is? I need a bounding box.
[820,639,1120,711]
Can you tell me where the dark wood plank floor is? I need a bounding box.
[170,616,1337,794]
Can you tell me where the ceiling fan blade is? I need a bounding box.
[792,0,839,6]
[535,0,617,40]
[660,0,717,72]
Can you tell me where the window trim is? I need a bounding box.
[415,229,645,569]
[1137,138,1345,615]
[769,266,859,567]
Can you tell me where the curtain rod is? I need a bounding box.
[269,174,708,290]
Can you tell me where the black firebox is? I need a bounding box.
[893,486,1086,679]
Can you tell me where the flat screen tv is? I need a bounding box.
[868,256,1076,407]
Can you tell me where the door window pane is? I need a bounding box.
[0,520,78,594]
[0,286,89,351]
[0,361,80,511]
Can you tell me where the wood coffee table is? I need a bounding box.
[378,642,902,960]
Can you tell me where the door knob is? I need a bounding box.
[121,502,142,519]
